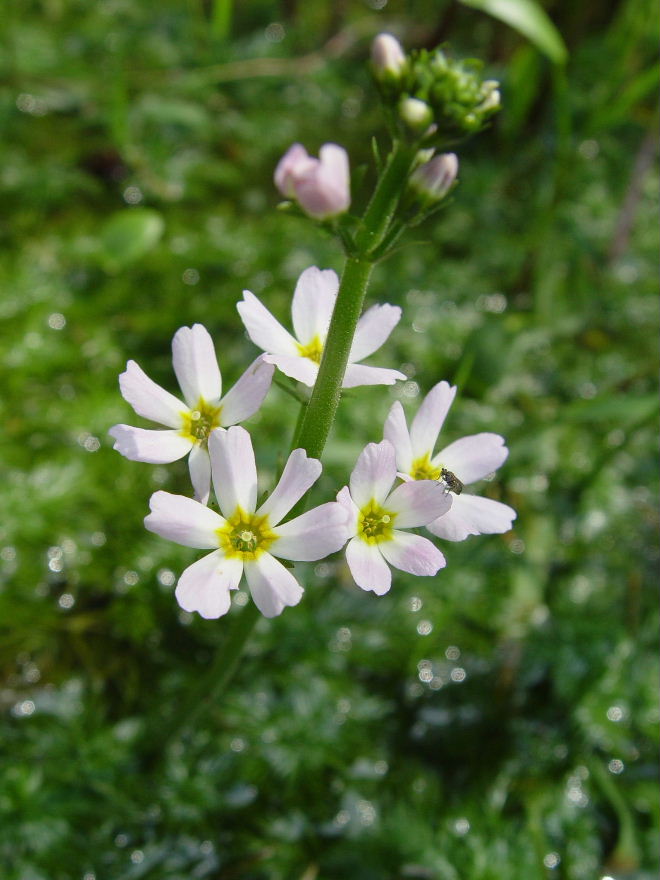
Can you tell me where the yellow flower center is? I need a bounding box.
[297,335,324,364]
[180,398,223,445]
[410,453,442,481]
[358,500,396,545]
[216,508,276,561]
[410,455,464,494]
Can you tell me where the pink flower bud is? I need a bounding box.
[410,153,458,201]
[371,33,406,78]
[274,143,317,199]
[274,143,351,220]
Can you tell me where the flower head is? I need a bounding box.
[238,266,406,388]
[274,143,350,220]
[145,426,349,619]
[337,440,450,595]
[384,381,516,541]
[109,324,274,505]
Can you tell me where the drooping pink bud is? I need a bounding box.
[409,153,459,202]
[274,143,351,220]
[371,33,406,79]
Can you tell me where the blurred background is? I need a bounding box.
[1,1,658,878]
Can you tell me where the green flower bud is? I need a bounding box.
[399,97,433,132]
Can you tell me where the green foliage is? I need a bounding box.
[1,1,657,879]
[458,0,568,64]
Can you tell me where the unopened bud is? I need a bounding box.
[479,87,501,113]
[371,33,406,79]
[399,97,433,132]
[409,153,458,202]
[274,142,351,220]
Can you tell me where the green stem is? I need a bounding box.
[295,142,415,459]
[155,142,415,757]
[294,256,372,459]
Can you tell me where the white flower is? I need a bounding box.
[145,426,350,619]
[384,381,516,541]
[109,324,274,505]
[274,143,350,220]
[337,440,450,595]
[237,266,406,388]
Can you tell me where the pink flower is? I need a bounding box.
[274,143,350,220]
[145,426,350,619]
[337,440,450,595]
[384,381,516,541]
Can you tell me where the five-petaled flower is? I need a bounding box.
[384,381,516,541]
[109,324,274,505]
[145,426,349,619]
[337,440,450,595]
[238,266,406,388]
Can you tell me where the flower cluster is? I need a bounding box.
[111,266,515,620]
[110,33,514,623]
[372,33,501,141]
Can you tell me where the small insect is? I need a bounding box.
[440,468,463,495]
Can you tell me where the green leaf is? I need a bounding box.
[99,208,164,271]
[458,0,568,65]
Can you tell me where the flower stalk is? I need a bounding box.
[295,142,416,461]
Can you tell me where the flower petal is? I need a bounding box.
[427,493,516,541]
[319,143,350,199]
[271,502,350,561]
[171,324,222,408]
[188,444,212,505]
[349,440,397,509]
[257,448,321,526]
[175,551,242,619]
[342,364,406,388]
[386,479,452,528]
[293,145,351,219]
[144,491,224,548]
[219,356,274,426]
[291,266,338,345]
[263,353,319,387]
[434,433,509,484]
[237,290,300,355]
[244,553,304,618]
[379,531,446,576]
[118,360,185,429]
[350,303,402,362]
[345,537,391,595]
[108,424,192,463]
[336,485,359,535]
[208,426,258,517]
[383,401,413,474]
[274,143,315,198]
[409,381,457,460]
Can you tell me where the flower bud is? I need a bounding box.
[274,143,350,220]
[274,143,316,200]
[409,153,458,202]
[479,81,501,113]
[371,33,406,79]
[399,97,433,132]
